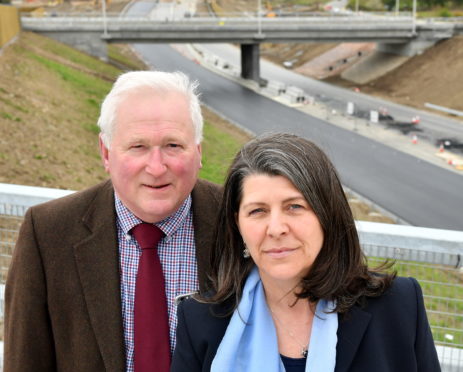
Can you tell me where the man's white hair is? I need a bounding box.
[97,70,203,147]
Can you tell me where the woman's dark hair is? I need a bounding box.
[203,132,395,314]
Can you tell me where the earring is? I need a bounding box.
[243,242,250,258]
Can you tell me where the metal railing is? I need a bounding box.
[0,183,462,371]
[357,221,463,372]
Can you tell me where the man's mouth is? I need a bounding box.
[143,183,170,190]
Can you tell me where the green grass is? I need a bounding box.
[28,52,113,98]
[107,44,148,71]
[0,96,29,113]
[26,51,114,122]
[369,257,463,348]
[268,0,329,6]
[418,8,463,17]
[0,111,21,121]
[199,121,245,184]
[39,37,121,78]
[0,112,13,120]
[39,173,56,182]
[82,122,100,134]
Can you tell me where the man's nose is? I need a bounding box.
[145,148,167,176]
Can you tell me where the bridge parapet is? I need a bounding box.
[21,15,457,44]
[20,16,443,44]
[20,15,459,75]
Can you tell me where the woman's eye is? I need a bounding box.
[289,204,304,210]
[249,208,264,216]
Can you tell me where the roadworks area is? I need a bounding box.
[176,43,463,175]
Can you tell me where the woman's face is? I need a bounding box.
[237,174,324,288]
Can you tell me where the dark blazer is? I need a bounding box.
[4,179,222,372]
[172,277,441,372]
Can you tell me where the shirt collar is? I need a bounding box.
[114,193,192,238]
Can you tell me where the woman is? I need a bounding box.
[171,133,440,372]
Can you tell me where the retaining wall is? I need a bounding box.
[0,4,20,49]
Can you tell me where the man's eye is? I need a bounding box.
[167,143,180,148]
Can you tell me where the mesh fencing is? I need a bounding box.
[365,246,462,372]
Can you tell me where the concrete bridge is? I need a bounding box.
[21,14,460,81]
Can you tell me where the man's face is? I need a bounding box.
[100,88,202,223]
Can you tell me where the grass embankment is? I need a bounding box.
[0,32,248,189]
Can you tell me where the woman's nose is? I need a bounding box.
[266,212,289,237]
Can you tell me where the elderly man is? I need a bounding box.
[4,71,221,372]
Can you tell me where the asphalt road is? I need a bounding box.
[198,43,463,145]
[132,43,463,230]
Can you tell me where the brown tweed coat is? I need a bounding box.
[4,179,221,371]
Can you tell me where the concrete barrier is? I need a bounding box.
[282,85,306,103]
[264,80,286,96]
[0,4,20,49]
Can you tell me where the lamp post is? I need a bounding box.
[101,0,108,37]
[412,0,417,34]
[257,0,262,36]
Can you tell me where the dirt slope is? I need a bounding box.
[357,36,463,113]
[261,35,463,118]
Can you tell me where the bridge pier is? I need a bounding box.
[240,43,261,83]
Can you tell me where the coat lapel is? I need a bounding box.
[335,305,372,372]
[73,181,126,371]
[191,180,222,291]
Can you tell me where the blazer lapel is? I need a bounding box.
[335,305,372,372]
[73,181,126,371]
[191,180,222,291]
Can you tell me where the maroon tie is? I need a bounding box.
[132,223,170,372]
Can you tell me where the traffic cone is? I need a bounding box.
[412,135,418,144]
[439,143,444,153]
[448,159,454,165]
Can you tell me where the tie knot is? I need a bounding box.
[132,223,164,250]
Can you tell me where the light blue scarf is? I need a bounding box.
[211,267,338,372]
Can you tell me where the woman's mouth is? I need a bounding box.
[265,247,297,258]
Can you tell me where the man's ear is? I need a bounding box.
[99,134,110,173]
[197,143,203,169]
